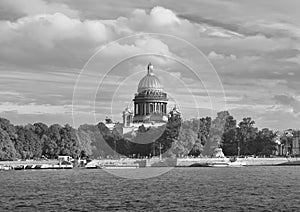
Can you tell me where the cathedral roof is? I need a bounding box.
[137,63,163,93]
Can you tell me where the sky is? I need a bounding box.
[0,0,299,130]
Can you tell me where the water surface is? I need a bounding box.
[0,167,299,211]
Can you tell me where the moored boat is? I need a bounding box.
[227,161,246,167]
[13,162,73,170]
[102,163,139,169]
[0,164,13,171]
[208,161,246,167]
[208,161,229,167]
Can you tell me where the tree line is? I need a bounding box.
[0,111,297,160]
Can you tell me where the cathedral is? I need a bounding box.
[106,63,180,135]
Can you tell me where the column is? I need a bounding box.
[148,103,150,114]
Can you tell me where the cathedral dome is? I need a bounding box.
[137,63,163,93]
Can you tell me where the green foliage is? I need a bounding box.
[254,128,277,156]
[202,111,230,156]
[42,135,58,159]
[0,128,17,160]
[222,115,238,156]
[78,124,115,158]
[170,128,197,157]
[58,124,80,158]
[0,112,291,160]
[237,117,258,155]
[34,122,48,138]
[14,125,43,159]
[222,116,277,156]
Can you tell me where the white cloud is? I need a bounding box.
[0,102,70,115]
[208,51,237,60]
[0,0,79,18]
[0,2,299,129]
[0,13,113,68]
[149,6,180,25]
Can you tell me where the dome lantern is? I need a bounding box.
[137,63,162,93]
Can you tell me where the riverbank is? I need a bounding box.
[85,157,300,168]
[1,157,300,169]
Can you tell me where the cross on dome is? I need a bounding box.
[147,62,154,75]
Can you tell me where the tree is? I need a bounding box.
[237,117,258,155]
[0,128,17,160]
[222,115,238,156]
[79,124,115,158]
[42,135,58,159]
[169,128,197,157]
[203,111,230,156]
[0,118,17,144]
[14,125,42,159]
[34,122,48,139]
[188,140,203,157]
[254,128,277,156]
[77,130,93,157]
[58,124,80,158]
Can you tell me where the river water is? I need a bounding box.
[0,166,299,211]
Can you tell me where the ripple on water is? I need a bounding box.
[0,167,299,211]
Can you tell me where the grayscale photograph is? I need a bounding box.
[0,0,299,211]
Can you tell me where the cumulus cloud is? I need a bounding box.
[0,102,70,115]
[0,13,113,68]
[0,0,79,20]
[274,94,300,114]
[0,1,299,129]
[208,51,237,60]
[149,6,180,25]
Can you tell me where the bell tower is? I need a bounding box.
[122,106,133,127]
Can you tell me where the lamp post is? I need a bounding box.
[159,143,162,161]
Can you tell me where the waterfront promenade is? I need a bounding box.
[85,157,300,168]
[1,157,300,169]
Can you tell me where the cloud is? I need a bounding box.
[274,94,300,114]
[0,0,79,20]
[99,36,172,58]
[0,1,299,129]
[149,6,180,25]
[0,102,70,115]
[208,51,237,60]
[0,13,113,68]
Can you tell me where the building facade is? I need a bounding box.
[107,63,174,135]
[133,63,168,123]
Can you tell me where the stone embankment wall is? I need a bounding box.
[236,157,300,166]
[176,157,300,166]
[0,160,59,168]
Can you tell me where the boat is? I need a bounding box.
[208,161,229,167]
[0,164,13,171]
[102,163,139,169]
[208,161,246,167]
[227,161,246,167]
[13,162,73,170]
